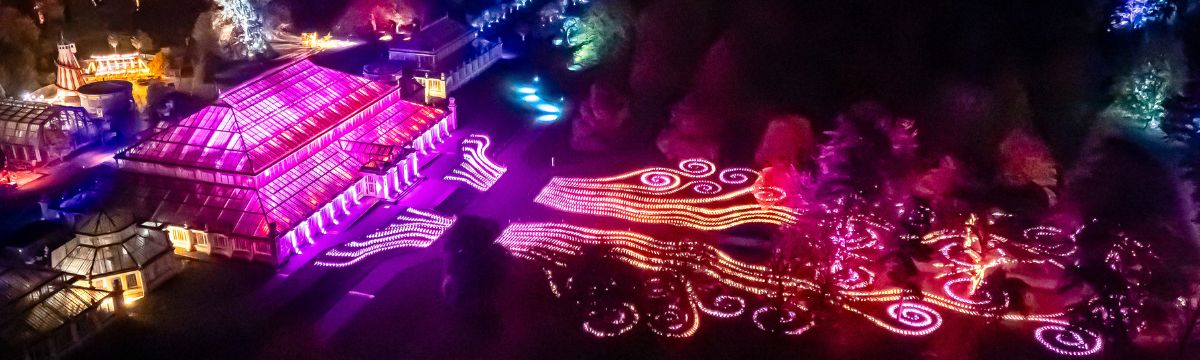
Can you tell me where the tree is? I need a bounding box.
[0,7,42,95]
[131,30,155,53]
[333,0,416,37]
[564,0,633,71]
[997,129,1060,206]
[1109,0,1174,31]
[211,0,271,60]
[1111,60,1172,130]
[813,102,918,205]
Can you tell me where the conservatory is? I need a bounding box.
[114,58,456,265]
[0,265,119,360]
[50,210,180,303]
[0,99,100,167]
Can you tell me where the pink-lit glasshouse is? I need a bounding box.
[111,58,456,265]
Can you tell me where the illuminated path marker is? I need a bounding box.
[314,208,455,268]
[444,134,508,191]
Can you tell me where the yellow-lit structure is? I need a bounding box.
[51,210,181,304]
[83,53,155,82]
[414,74,448,103]
[300,32,356,51]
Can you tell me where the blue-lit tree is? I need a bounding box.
[1109,0,1174,31]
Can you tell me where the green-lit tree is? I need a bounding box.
[564,0,633,71]
[1111,61,1172,130]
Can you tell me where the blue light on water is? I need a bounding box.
[522,94,541,103]
[535,103,561,113]
[515,86,538,94]
[535,114,560,122]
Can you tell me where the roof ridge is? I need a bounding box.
[221,104,258,172]
[221,56,314,97]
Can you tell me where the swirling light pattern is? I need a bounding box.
[497,221,1102,356]
[535,159,801,231]
[314,208,455,267]
[1035,325,1104,356]
[445,134,508,191]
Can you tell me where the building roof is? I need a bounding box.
[51,226,171,277]
[0,266,63,308]
[108,58,447,238]
[73,209,136,236]
[117,59,397,174]
[0,99,91,146]
[390,16,474,54]
[0,265,112,347]
[109,95,445,238]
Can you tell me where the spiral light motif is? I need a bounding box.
[752,306,814,336]
[640,171,683,189]
[942,277,997,306]
[647,302,700,338]
[678,159,717,177]
[583,302,640,338]
[690,180,723,195]
[699,294,746,318]
[718,168,758,185]
[886,303,943,335]
[1034,325,1103,356]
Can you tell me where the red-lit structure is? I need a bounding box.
[113,58,456,265]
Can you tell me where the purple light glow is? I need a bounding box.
[1034,325,1103,356]
[315,208,455,267]
[115,59,454,260]
[445,134,507,191]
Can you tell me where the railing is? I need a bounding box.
[445,43,504,92]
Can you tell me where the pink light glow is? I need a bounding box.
[497,221,1096,346]
[117,58,450,249]
[315,208,454,267]
[445,134,507,191]
[534,159,801,231]
[1034,325,1103,356]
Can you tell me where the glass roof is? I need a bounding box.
[2,284,111,344]
[0,267,60,306]
[120,172,273,238]
[51,229,171,277]
[0,99,90,146]
[108,59,449,239]
[119,59,394,174]
[0,265,111,345]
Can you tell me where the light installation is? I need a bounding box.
[535,159,801,231]
[315,208,454,267]
[445,134,507,191]
[495,221,1103,354]
[496,213,1104,357]
[512,76,563,123]
[1110,0,1171,31]
[299,32,357,51]
[83,53,154,82]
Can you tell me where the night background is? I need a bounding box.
[0,0,1198,359]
